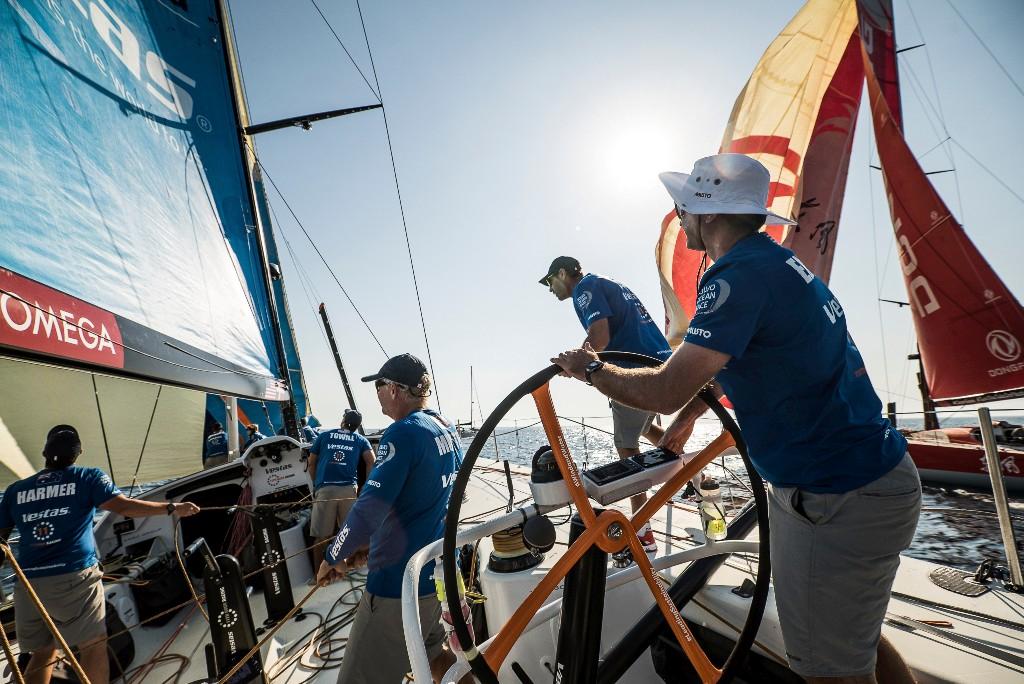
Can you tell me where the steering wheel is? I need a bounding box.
[442,352,770,683]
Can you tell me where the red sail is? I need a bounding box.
[856,0,902,129]
[863,45,1024,404]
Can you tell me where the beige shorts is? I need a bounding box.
[336,591,446,684]
[610,400,656,449]
[14,564,106,651]
[310,484,358,538]
[204,454,230,469]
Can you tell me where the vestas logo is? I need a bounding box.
[14,0,200,121]
[0,270,124,368]
[986,330,1021,363]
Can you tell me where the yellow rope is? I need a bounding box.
[0,607,26,684]
[0,544,91,684]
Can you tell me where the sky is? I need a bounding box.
[227,0,1024,431]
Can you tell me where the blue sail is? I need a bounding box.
[0,0,295,400]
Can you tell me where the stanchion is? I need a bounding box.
[978,407,1024,588]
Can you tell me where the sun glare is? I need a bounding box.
[601,121,676,195]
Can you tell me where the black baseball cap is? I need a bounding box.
[539,256,581,286]
[44,425,81,460]
[342,408,363,430]
[361,353,429,390]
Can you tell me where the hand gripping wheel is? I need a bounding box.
[442,352,770,683]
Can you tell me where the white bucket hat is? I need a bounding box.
[659,153,796,225]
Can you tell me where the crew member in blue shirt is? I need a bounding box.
[203,421,229,469]
[552,154,920,684]
[541,255,672,553]
[316,353,461,684]
[306,408,374,571]
[242,423,266,452]
[0,425,199,684]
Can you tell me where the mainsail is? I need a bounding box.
[863,45,1024,405]
[657,0,862,345]
[0,0,287,400]
[0,0,309,481]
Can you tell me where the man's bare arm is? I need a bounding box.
[100,495,199,518]
[552,342,729,415]
[583,318,611,352]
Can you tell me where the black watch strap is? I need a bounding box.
[166,502,175,515]
[585,360,605,385]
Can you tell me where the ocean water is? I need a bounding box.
[463,414,1024,572]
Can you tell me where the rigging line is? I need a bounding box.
[941,0,1024,100]
[948,139,1024,206]
[355,0,443,413]
[91,374,117,484]
[126,386,163,498]
[309,0,381,103]
[867,124,893,398]
[246,143,388,356]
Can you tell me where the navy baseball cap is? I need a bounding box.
[539,256,581,286]
[44,424,81,460]
[361,353,429,390]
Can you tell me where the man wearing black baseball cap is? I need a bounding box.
[0,425,199,684]
[306,408,374,571]
[318,353,462,682]
[541,255,673,556]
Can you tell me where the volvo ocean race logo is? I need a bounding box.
[376,442,396,466]
[576,291,592,311]
[694,279,730,315]
[987,330,1021,363]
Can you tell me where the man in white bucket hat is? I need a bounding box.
[552,154,919,683]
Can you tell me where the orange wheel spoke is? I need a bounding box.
[626,535,721,682]
[531,384,596,525]
[632,431,735,530]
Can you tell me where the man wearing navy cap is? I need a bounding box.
[307,408,374,571]
[552,154,919,684]
[0,425,199,684]
[541,255,672,554]
[317,353,462,683]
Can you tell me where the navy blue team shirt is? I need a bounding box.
[310,428,372,489]
[572,274,671,364]
[326,409,462,598]
[683,232,906,493]
[0,466,120,578]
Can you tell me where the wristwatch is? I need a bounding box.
[584,359,605,385]
[166,502,176,516]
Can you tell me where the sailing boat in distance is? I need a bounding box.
[457,365,481,438]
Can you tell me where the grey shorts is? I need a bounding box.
[204,454,230,469]
[14,565,106,651]
[610,400,656,449]
[310,484,358,538]
[769,453,921,677]
[336,591,446,684]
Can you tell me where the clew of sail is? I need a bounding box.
[863,44,1024,405]
[657,0,862,345]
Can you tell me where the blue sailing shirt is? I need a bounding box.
[205,431,228,462]
[572,274,671,365]
[325,409,462,598]
[0,467,120,578]
[310,429,372,489]
[683,233,906,493]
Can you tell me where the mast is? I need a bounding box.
[909,351,940,430]
[215,0,300,438]
[470,365,475,429]
[318,303,364,435]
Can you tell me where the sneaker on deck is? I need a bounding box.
[638,525,657,554]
